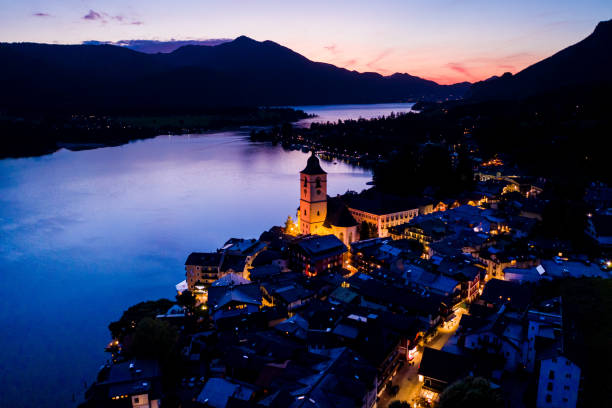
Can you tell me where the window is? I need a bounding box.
[565,373,571,378]
[546,394,552,403]
[134,397,139,404]
[304,178,307,187]
[547,382,553,391]
[317,211,320,216]
[563,398,568,403]
[304,210,307,215]
[315,177,321,188]
[549,370,555,379]
[564,386,570,391]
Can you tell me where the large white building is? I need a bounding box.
[536,355,580,408]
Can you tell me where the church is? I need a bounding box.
[297,152,359,247]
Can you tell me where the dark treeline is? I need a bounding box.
[0,107,308,159]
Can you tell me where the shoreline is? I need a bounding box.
[0,108,310,160]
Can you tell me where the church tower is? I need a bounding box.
[299,153,327,235]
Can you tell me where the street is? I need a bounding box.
[377,311,464,408]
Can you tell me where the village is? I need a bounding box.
[82,153,612,408]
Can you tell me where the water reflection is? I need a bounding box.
[292,102,415,127]
[0,129,370,407]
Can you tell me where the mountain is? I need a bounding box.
[469,19,612,100]
[0,37,469,113]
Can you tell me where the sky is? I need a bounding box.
[0,0,610,84]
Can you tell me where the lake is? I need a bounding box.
[0,102,413,407]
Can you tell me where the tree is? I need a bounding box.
[131,317,178,361]
[176,290,196,312]
[284,215,298,235]
[359,221,376,239]
[108,299,174,340]
[436,377,503,408]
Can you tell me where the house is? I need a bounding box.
[503,265,548,283]
[418,347,471,403]
[221,238,267,259]
[526,298,563,372]
[185,252,223,294]
[264,347,378,408]
[526,298,581,408]
[349,237,418,274]
[207,283,262,323]
[249,264,283,282]
[219,253,249,278]
[83,360,162,408]
[388,218,449,255]
[462,313,525,371]
[536,354,580,408]
[479,279,533,317]
[327,312,403,389]
[347,273,444,326]
[290,234,347,276]
[437,258,482,301]
[405,268,461,299]
[196,377,255,408]
[260,281,315,313]
[211,272,251,287]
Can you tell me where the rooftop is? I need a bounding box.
[418,347,471,387]
[185,252,222,266]
[301,153,326,175]
[295,234,347,257]
[346,190,427,216]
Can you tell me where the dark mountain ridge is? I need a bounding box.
[0,37,469,113]
[469,19,612,100]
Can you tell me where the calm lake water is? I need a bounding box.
[0,103,412,407]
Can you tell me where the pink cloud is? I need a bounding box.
[365,49,394,74]
[446,62,478,80]
[324,44,339,54]
[82,9,143,25]
[83,10,102,21]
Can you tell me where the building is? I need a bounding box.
[185,252,224,301]
[290,234,348,276]
[83,360,162,408]
[524,297,582,408]
[346,191,425,237]
[389,218,448,255]
[418,347,471,403]
[297,153,359,247]
[298,153,328,236]
[196,377,255,408]
[207,283,262,323]
[536,355,580,408]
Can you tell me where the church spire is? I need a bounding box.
[300,152,326,175]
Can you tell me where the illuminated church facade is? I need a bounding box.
[297,153,359,247]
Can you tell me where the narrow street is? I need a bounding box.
[377,311,464,408]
